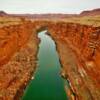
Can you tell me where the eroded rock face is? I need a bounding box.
[0,19,100,100]
[50,23,100,100]
[31,20,100,100]
[0,19,39,99]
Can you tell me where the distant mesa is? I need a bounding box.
[0,11,7,16]
[0,8,100,18]
[80,8,100,16]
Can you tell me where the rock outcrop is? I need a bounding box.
[31,20,100,100]
[0,17,100,100]
[0,19,39,99]
[49,22,100,100]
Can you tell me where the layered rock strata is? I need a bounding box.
[0,19,39,100]
[31,20,100,100]
[48,22,100,100]
[0,18,100,100]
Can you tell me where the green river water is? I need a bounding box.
[22,31,68,100]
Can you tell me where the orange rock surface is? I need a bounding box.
[0,18,39,99]
[31,20,100,100]
[0,18,100,100]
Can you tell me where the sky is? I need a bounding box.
[0,0,100,14]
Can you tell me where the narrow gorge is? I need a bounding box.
[0,18,100,100]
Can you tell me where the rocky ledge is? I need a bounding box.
[0,18,39,100]
[48,22,100,100]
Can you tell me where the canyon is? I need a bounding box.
[0,9,100,100]
[31,20,100,100]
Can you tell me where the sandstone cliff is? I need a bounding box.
[48,22,100,100]
[0,16,100,100]
[30,20,100,100]
[0,18,39,99]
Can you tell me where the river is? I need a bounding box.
[22,30,68,100]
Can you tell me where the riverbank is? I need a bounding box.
[53,39,92,100]
[46,21,100,100]
[50,34,100,100]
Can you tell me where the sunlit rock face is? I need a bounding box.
[0,18,100,100]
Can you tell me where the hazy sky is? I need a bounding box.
[0,0,100,14]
